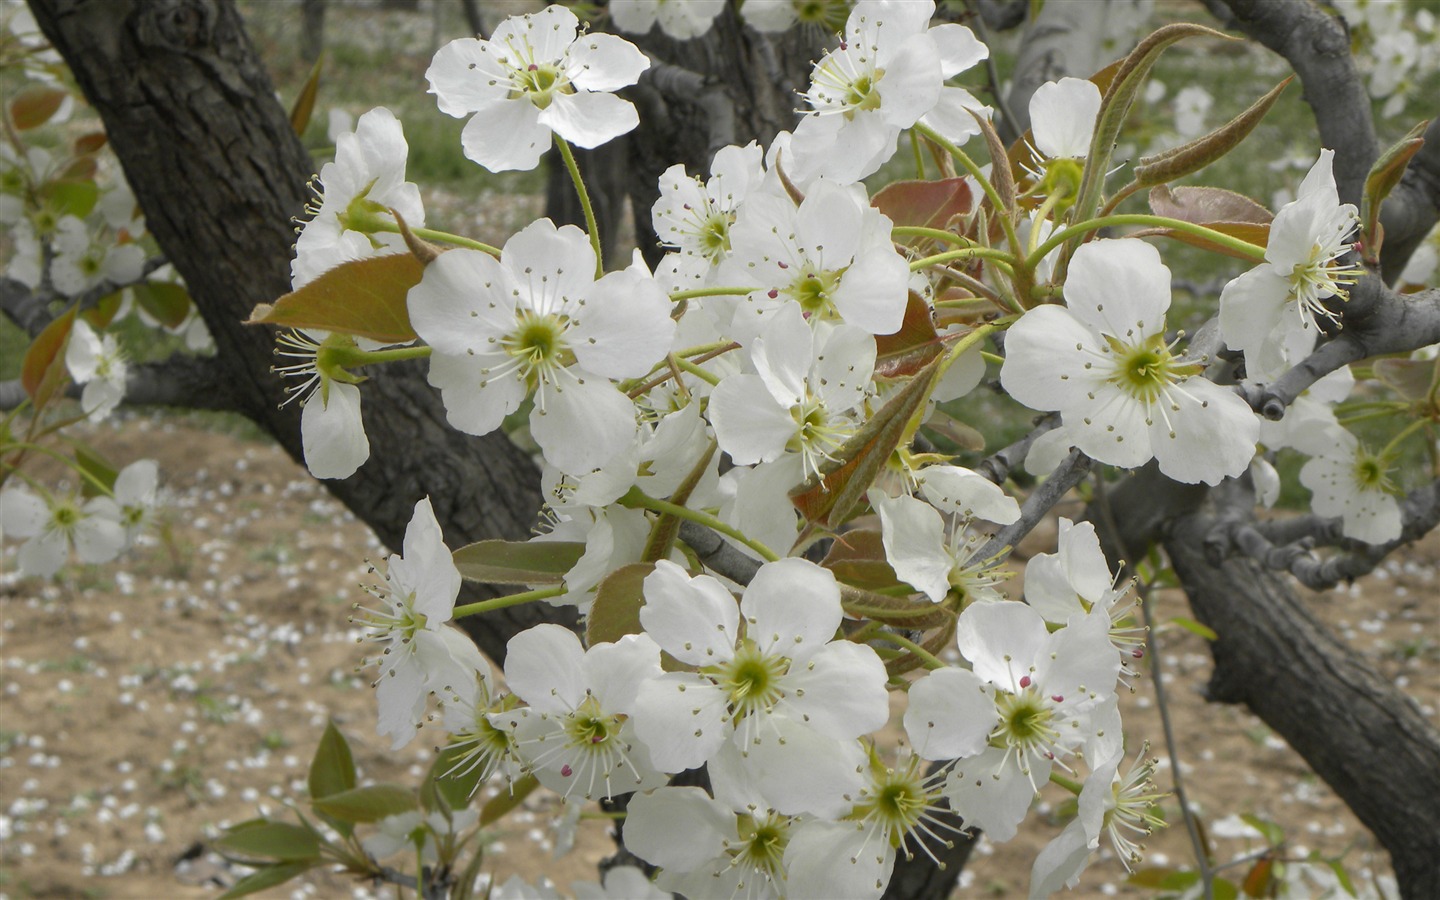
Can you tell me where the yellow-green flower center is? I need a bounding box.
[715,640,789,719]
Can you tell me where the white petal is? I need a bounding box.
[1030,77,1101,159]
[531,376,637,476]
[1064,239,1171,341]
[640,560,739,665]
[874,492,953,603]
[505,624,587,712]
[571,265,674,378]
[302,381,370,480]
[709,374,795,465]
[957,601,1049,687]
[566,33,650,92]
[916,466,1020,524]
[741,558,842,662]
[904,666,996,760]
[538,91,640,149]
[778,641,889,740]
[624,787,732,872]
[632,673,730,772]
[460,98,550,173]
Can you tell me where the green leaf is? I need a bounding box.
[452,539,585,585]
[306,721,357,835]
[1168,616,1217,641]
[586,562,653,647]
[1240,813,1285,847]
[1361,118,1428,264]
[72,442,118,498]
[1326,859,1359,897]
[213,820,321,862]
[480,773,539,826]
[290,54,324,137]
[217,861,316,899]
[424,743,486,814]
[40,179,100,220]
[1242,856,1275,898]
[246,253,422,344]
[872,177,973,237]
[21,307,76,412]
[1213,877,1241,900]
[311,784,416,824]
[790,354,946,528]
[1134,78,1292,187]
[132,282,193,329]
[1073,23,1237,225]
[9,84,68,130]
[81,292,124,330]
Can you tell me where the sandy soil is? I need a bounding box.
[1,415,1435,899]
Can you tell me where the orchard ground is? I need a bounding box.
[1,411,1436,899]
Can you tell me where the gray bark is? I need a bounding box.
[25,0,571,666]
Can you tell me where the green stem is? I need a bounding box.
[1379,417,1430,459]
[3,442,113,497]
[618,486,780,562]
[668,286,755,302]
[910,247,1017,272]
[452,584,566,619]
[327,343,432,369]
[555,137,602,278]
[864,631,946,670]
[891,226,975,247]
[1049,770,1084,795]
[1028,214,1268,269]
[914,122,1025,257]
[367,221,500,256]
[672,355,722,387]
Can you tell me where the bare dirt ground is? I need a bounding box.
[1,415,1435,899]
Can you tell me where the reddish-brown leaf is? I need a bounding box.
[246,253,421,344]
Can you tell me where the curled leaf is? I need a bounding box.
[1134,77,1292,187]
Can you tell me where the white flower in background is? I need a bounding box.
[1025,76,1102,202]
[1172,84,1213,139]
[292,106,425,288]
[352,497,485,749]
[610,0,725,40]
[789,0,988,184]
[272,328,371,480]
[652,142,764,289]
[426,4,650,172]
[709,305,875,480]
[632,558,886,817]
[1299,429,1403,544]
[904,603,1121,841]
[738,0,851,34]
[410,222,674,476]
[721,179,910,337]
[50,214,145,298]
[1001,239,1259,485]
[1257,366,1354,456]
[497,624,667,801]
[110,459,160,548]
[0,485,125,578]
[491,875,562,900]
[571,865,670,900]
[65,319,128,421]
[1219,149,1360,382]
[1397,224,1437,287]
[362,808,479,864]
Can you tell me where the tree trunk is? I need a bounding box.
[300,0,323,64]
[1165,512,1440,899]
[26,0,570,665]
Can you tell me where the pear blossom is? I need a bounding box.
[631,558,887,817]
[65,319,128,421]
[738,0,850,34]
[0,485,125,578]
[652,142,764,289]
[1024,77,1102,204]
[408,221,675,476]
[720,178,910,337]
[871,490,1014,604]
[609,0,724,40]
[1299,429,1403,544]
[272,329,371,480]
[1024,518,1144,666]
[292,106,425,288]
[352,497,486,749]
[1219,149,1360,381]
[571,866,669,900]
[904,603,1121,841]
[426,4,649,173]
[110,459,160,549]
[49,214,145,298]
[709,305,876,479]
[363,808,479,864]
[1000,239,1259,485]
[497,624,667,801]
[788,0,988,184]
[625,786,794,899]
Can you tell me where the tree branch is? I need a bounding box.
[1243,279,1440,418]
[0,259,167,339]
[976,447,1091,561]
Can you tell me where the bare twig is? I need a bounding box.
[679,519,762,586]
[975,447,1091,561]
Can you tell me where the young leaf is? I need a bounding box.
[246,253,422,344]
[72,442,118,498]
[213,821,322,862]
[872,177,973,237]
[1241,856,1275,898]
[308,720,357,801]
[40,179,100,220]
[21,307,77,412]
[1134,185,1272,259]
[290,54,324,136]
[1360,119,1428,263]
[1134,77,1293,187]
[81,291,124,329]
[1168,616,1218,641]
[9,84,68,130]
[821,529,902,592]
[132,282,193,329]
[874,292,945,379]
[1240,813,1285,847]
[217,861,316,900]
[451,540,585,584]
[586,562,653,647]
[311,784,416,824]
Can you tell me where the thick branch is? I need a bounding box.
[1246,279,1440,418]
[1219,0,1377,206]
[1164,511,1440,897]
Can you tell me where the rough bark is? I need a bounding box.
[1165,511,1440,899]
[26,0,570,665]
